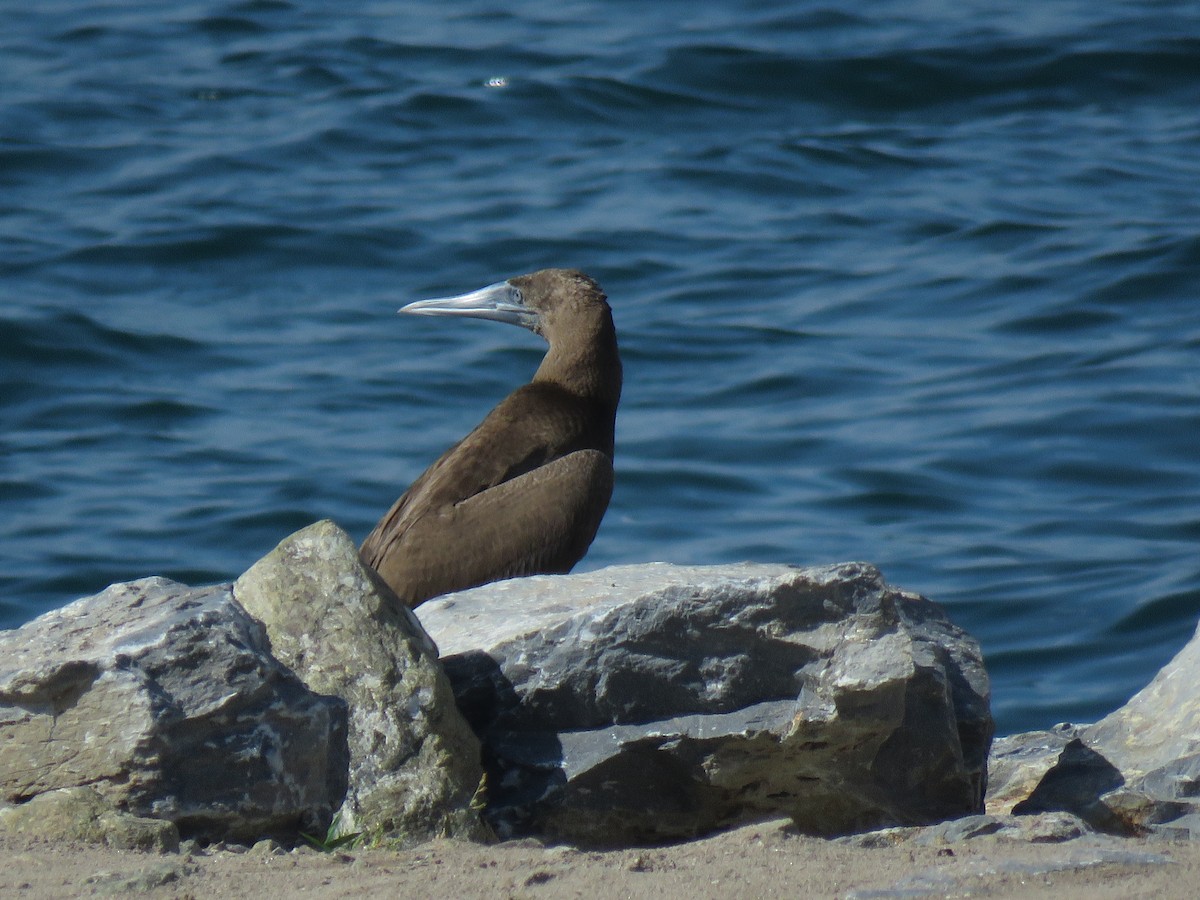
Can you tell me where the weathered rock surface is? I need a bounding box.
[0,578,348,842]
[988,620,1200,838]
[842,829,1173,900]
[418,561,993,845]
[0,786,179,852]
[233,520,487,845]
[840,810,1093,848]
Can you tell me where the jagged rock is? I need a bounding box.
[987,621,1200,838]
[417,561,992,844]
[0,786,180,851]
[0,578,348,842]
[234,520,488,846]
[985,724,1085,813]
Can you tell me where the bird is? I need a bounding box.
[360,268,621,608]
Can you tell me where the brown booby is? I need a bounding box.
[360,268,621,608]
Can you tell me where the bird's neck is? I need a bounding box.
[532,320,622,415]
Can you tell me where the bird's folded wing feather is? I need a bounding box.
[360,388,589,570]
[365,448,612,603]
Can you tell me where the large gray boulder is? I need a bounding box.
[0,578,347,842]
[233,521,488,845]
[417,561,993,844]
[988,621,1200,838]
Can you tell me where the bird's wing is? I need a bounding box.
[364,448,613,606]
[359,386,593,577]
[360,393,556,549]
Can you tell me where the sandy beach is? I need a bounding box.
[3,818,1194,899]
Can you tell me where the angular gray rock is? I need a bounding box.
[988,620,1200,839]
[417,561,993,844]
[0,578,348,842]
[233,520,488,845]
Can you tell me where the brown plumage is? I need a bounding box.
[360,268,621,608]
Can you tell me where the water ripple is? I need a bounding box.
[3,1,1200,737]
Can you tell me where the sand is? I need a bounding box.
[2,818,1196,899]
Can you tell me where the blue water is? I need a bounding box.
[3,2,1199,736]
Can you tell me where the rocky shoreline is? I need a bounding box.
[3,519,1200,895]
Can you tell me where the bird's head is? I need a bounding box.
[400,268,609,342]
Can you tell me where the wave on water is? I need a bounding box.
[3,2,1200,736]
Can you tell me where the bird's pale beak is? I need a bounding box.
[400,281,538,331]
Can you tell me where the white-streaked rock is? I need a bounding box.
[0,577,347,842]
[418,561,993,844]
